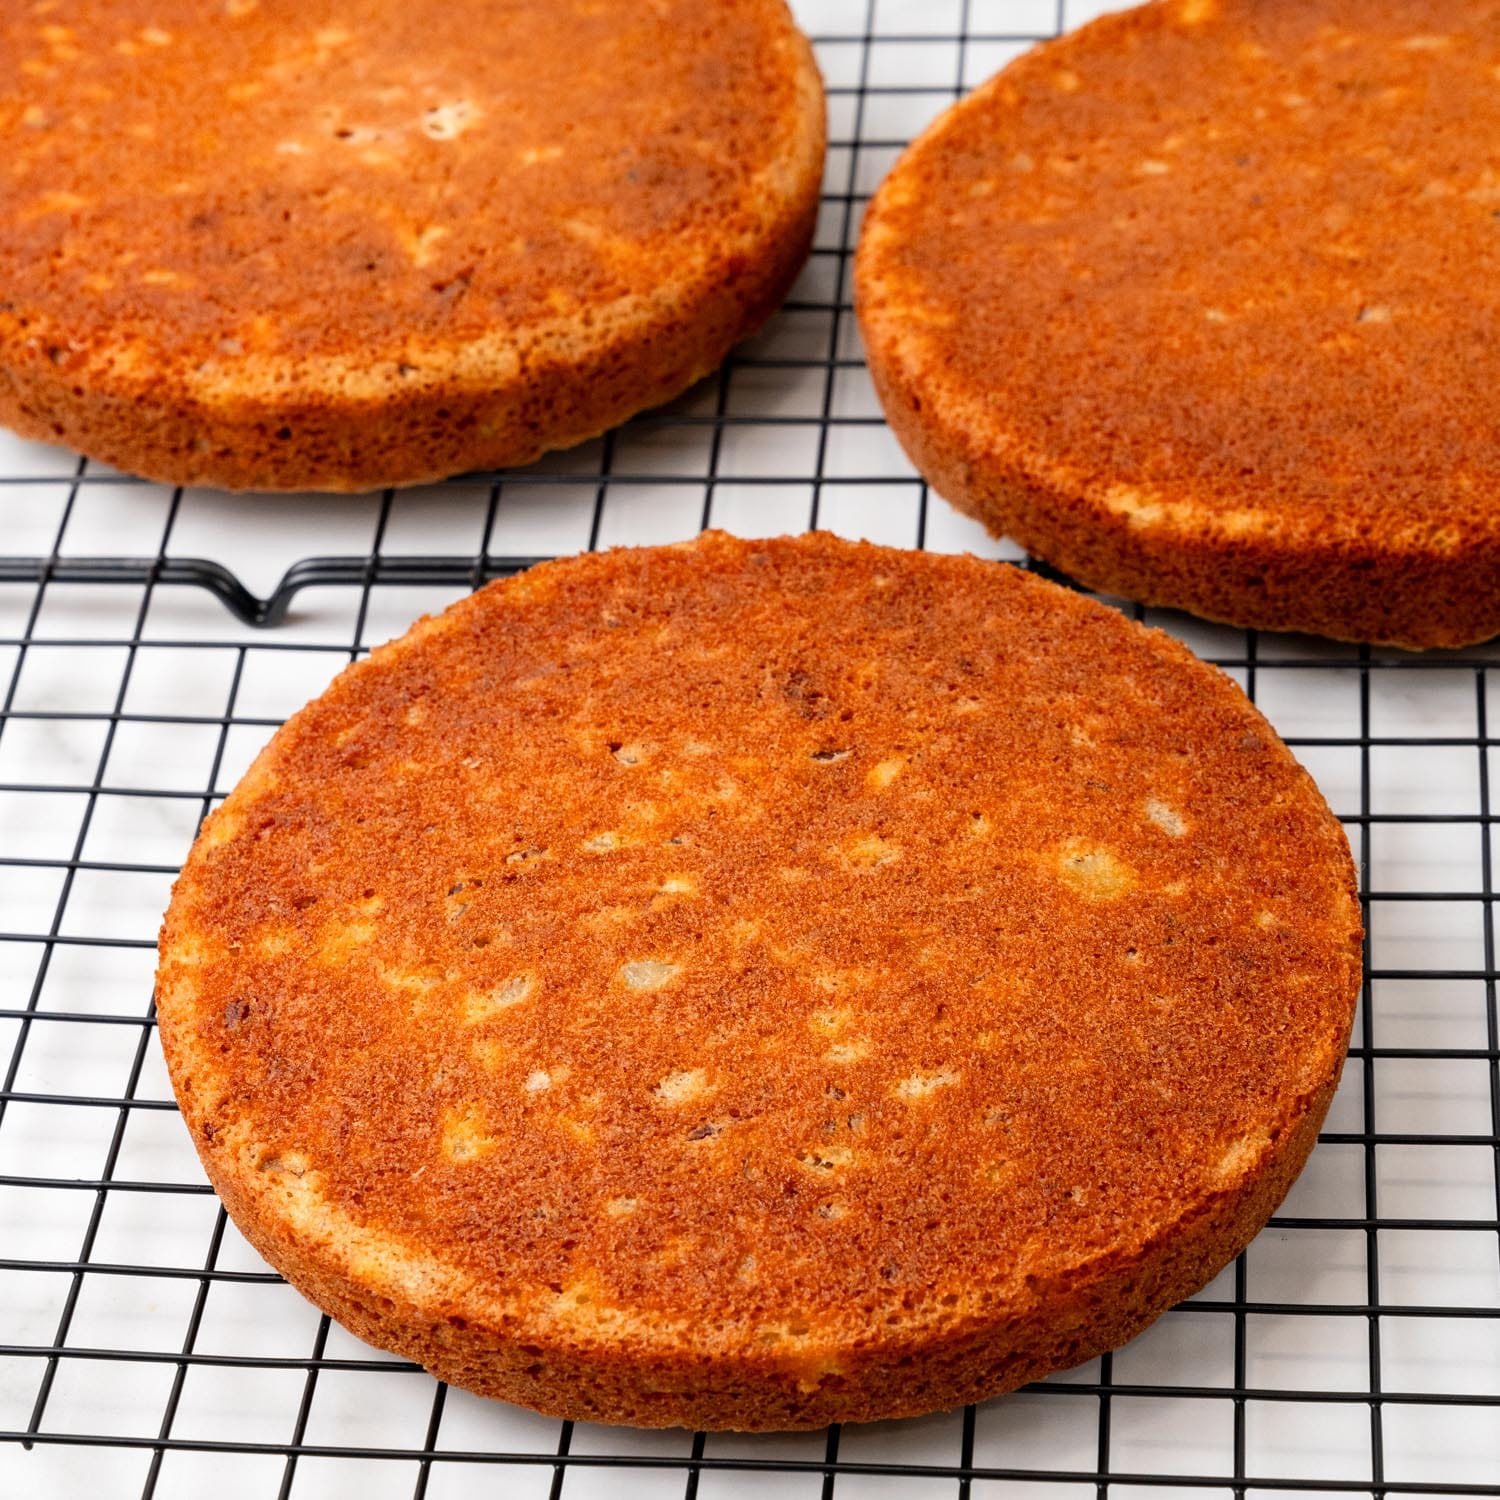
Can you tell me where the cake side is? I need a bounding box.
[0,0,826,489]
[855,0,1500,647]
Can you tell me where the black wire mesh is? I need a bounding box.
[2,2,1499,1496]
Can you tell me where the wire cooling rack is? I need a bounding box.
[3,2,1500,1497]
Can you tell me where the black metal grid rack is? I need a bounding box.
[2,2,1499,1496]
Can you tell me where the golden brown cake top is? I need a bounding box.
[0,0,820,398]
[857,0,1500,549]
[157,532,1360,1358]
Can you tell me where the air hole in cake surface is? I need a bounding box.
[1214,1128,1270,1181]
[840,833,900,869]
[895,1070,959,1100]
[465,974,533,1022]
[257,1151,307,1176]
[798,1146,853,1172]
[621,959,678,991]
[1144,797,1187,836]
[654,1069,710,1105]
[442,1105,494,1162]
[1056,843,1134,900]
[824,1041,868,1065]
[423,100,479,139]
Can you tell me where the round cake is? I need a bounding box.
[156,531,1361,1430]
[0,0,824,491]
[856,0,1500,649]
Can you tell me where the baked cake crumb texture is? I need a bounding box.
[156,532,1361,1428]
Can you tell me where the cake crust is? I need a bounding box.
[0,0,824,491]
[856,0,1500,649]
[157,532,1361,1429]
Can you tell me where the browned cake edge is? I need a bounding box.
[0,30,824,493]
[858,339,1500,650]
[156,539,1361,1430]
[853,16,1500,652]
[177,1059,1340,1429]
